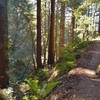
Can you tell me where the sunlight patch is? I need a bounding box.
[92,36,100,41]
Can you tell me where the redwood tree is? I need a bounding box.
[70,0,77,41]
[60,1,66,47]
[70,0,76,41]
[98,13,100,35]
[37,0,42,67]
[0,0,9,88]
[71,11,75,40]
[48,0,55,65]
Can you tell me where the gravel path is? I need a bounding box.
[47,40,100,100]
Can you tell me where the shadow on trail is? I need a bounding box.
[47,40,100,100]
[77,40,100,70]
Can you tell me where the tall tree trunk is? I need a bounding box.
[60,1,65,47]
[71,10,75,41]
[48,0,55,65]
[0,0,9,88]
[55,0,60,62]
[37,0,42,67]
[43,1,48,65]
[70,0,76,41]
[98,13,100,35]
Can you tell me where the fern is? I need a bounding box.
[41,81,59,97]
[25,78,41,95]
[25,78,59,99]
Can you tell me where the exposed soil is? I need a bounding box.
[77,40,100,70]
[47,40,100,100]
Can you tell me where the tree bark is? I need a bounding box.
[70,0,76,41]
[48,0,55,65]
[0,0,9,88]
[37,0,42,67]
[98,13,100,35]
[71,10,75,41]
[60,2,65,47]
[55,0,60,62]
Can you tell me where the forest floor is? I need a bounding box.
[47,40,100,100]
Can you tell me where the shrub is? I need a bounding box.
[56,39,89,75]
[56,47,76,75]
[24,78,59,100]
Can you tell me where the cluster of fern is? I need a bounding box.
[22,39,89,100]
[56,38,89,75]
[22,68,59,100]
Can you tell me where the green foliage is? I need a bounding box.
[56,38,89,75]
[40,81,59,97]
[22,95,29,100]
[56,61,75,74]
[34,68,49,81]
[87,0,100,3]
[74,40,90,60]
[8,60,26,83]
[56,46,76,74]
[68,0,84,9]
[25,79,41,95]
[8,0,99,99]
[8,0,36,84]
[74,40,89,51]
[23,95,38,100]
[96,72,100,76]
[75,16,95,39]
[22,67,59,100]
[75,0,91,17]
[25,78,59,99]
[95,35,100,39]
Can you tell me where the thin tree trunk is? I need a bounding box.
[55,0,60,62]
[70,0,76,41]
[43,1,47,65]
[60,2,65,47]
[98,13,100,35]
[71,10,75,41]
[0,0,9,88]
[48,0,55,65]
[37,0,42,67]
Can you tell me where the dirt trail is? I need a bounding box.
[47,40,100,100]
[77,40,100,70]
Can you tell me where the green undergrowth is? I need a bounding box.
[22,39,90,100]
[22,68,59,100]
[23,78,59,100]
[56,39,90,75]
